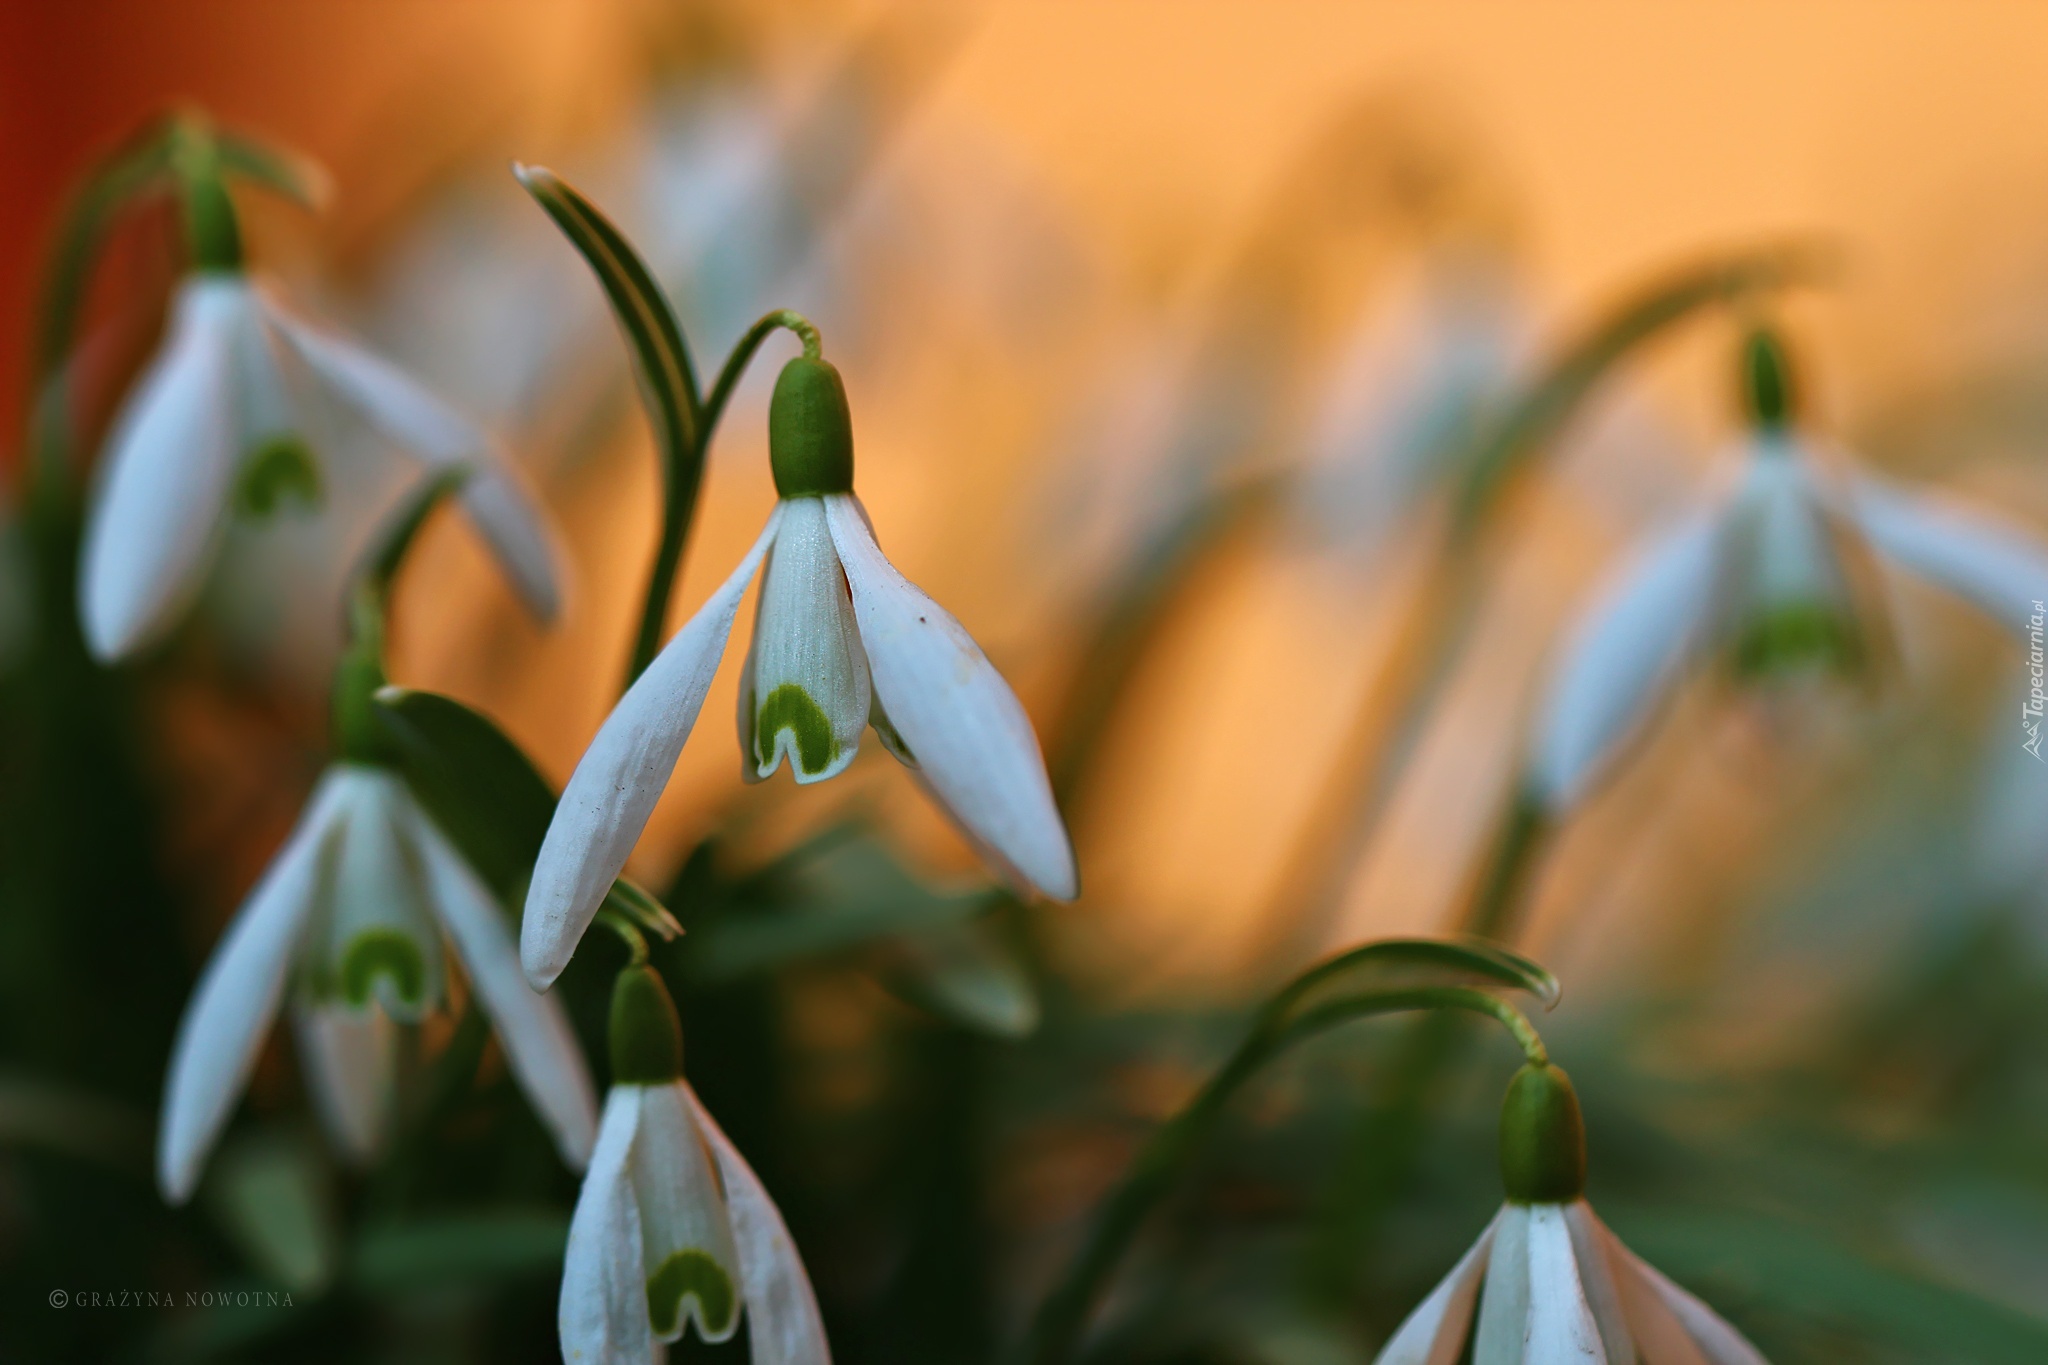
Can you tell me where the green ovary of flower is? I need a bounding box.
[755,682,837,776]
[338,930,427,1010]
[1733,600,1860,679]
[646,1249,737,1339]
[234,435,323,518]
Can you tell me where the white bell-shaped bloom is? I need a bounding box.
[562,1078,829,1365]
[1529,432,2048,808]
[523,355,1073,988]
[157,764,597,1203]
[80,273,561,662]
[1375,1200,1768,1365]
[523,486,1076,988]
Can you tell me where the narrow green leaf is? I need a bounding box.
[367,686,555,906]
[1453,241,1835,527]
[515,162,708,688]
[512,163,700,471]
[1270,937,1560,1035]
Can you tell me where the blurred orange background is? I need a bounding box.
[10,0,2048,998]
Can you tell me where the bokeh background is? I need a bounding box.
[4,2,2048,1362]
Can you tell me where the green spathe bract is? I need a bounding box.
[233,435,322,518]
[755,680,838,777]
[610,966,684,1085]
[1742,325,1797,430]
[768,356,854,497]
[1499,1061,1587,1203]
[339,929,428,1011]
[646,1247,738,1339]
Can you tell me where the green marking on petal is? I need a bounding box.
[234,435,322,519]
[338,929,426,1011]
[1733,600,1862,678]
[645,1248,738,1340]
[755,682,837,777]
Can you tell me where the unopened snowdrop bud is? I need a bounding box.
[769,356,856,497]
[1498,1061,1586,1205]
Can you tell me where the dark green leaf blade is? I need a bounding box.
[368,686,556,906]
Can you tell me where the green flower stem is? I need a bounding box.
[1011,986,1545,1365]
[595,907,652,969]
[1458,781,1554,943]
[621,308,822,694]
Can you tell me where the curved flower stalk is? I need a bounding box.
[564,963,828,1364]
[522,346,1076,988]
[1375,1063,1766,1364]
[1529,327,2048,810]
[77,127,560,662]
[156,481,593,1204]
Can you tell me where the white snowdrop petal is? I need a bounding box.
[289,1002,397,1165]
[1473,1205,1532,1365]
[1530,510,1720,808]
[1564,1200,1636,1365]
[1523,1204,1606,1363]
[1849,471,2048,638]
[744,496,871,784]
[157,771,349,1204]
[523,508,780,988]
[631,1083,743,1344]
[80,276,248,661]
[258,289,565,621]
[1372,1209,1500,1365]
[561,1088,656,1365]
[823,494,1076,900]
[686,1081,832,1365]
[408,796,597,1169]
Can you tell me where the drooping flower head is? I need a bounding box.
[1529,326,2048,809]
[562,965,829,1364]
[522,350,1076,988]
[1375,1063,1768,1364]
[77,135,560,662]
[156,495,591,1204]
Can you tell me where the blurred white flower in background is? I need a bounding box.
[1529,345,2048,810]
[80,273,561,663]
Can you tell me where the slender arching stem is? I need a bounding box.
[1010,987,1546,1365]
[594,908,651,969]
[620,308,822,695]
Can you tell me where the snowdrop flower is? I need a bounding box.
[564,965,829,1364]
[80,270,560,662]
[1530,328,2048,808]
[157,761,597,1202]
[522,354,1076,988]
[1375,1062,1767,1365]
